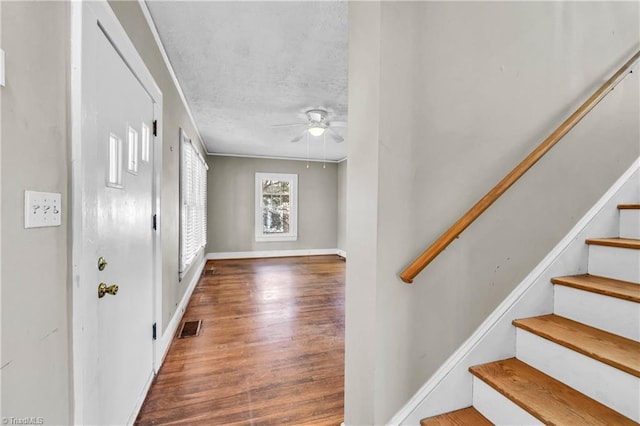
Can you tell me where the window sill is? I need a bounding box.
[179,245,205,281]
[255,235,298,242]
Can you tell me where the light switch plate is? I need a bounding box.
[24,191,61,228]
[0,49,4,87]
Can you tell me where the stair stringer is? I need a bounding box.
[390,157,639,425]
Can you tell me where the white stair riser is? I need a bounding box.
[472,377,542,425]
[554,285,640,341]
[516,329,640,422]
[619,210,640,239]
[588,245,640,283]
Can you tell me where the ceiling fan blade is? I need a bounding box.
[290,130,306,143]
[329,121,347,128]
[272,123,306,128]
[327,127,344,143]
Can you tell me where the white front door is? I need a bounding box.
[77,9,156,425]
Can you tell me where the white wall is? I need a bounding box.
[345,2,639,424]
[206,156,338,253]
[1,2,71,423]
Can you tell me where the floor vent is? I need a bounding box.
[203,267,216,275]
[178,320,201,338]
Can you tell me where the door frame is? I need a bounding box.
[0,2,3,420]
[70,1,163,423]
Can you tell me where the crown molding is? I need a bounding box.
[208,152,344,163]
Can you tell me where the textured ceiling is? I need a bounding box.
[146,1,348,161]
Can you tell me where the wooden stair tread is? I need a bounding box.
[551,274,640,302]
[513,314,640,377]
[469,358,636,425]
[420,407,492,426]
[585,237,640,249]
[618,204,640,209]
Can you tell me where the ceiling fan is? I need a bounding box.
[273,108,347,143]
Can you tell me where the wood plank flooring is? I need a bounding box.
[136,256,345,425]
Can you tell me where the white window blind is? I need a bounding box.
[180,131,207,273]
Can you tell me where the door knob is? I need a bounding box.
[98,282,119,298]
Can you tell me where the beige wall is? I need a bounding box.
[109,1,206,331]
[207,156,338,253]
[345,3,381,423]
[346,1,639,424]
[337,160,347,252]
[1,2,71,423]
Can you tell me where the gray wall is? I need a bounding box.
[345,1,639,424]
[207,156,338,253]
[337,160,347,252]
[1,2,71,423]
[109,1,206,331]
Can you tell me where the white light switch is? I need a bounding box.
[24,191,61,228]
[0,49,5,87]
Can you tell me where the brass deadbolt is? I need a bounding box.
[98,257,108,271]
[98,282,119,298]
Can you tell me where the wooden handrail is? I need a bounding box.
[400,49,640,284]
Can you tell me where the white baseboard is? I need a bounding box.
[337,249,347,258]
[207,248,343,260]
[156,256,205,368]
[390,157,640,425]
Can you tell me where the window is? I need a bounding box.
[127,125,139,174]
[180,130,208,274]
[255,172,297,242]
[141,122,150,163]
[107,133,123,188]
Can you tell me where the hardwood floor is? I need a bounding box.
[136,255,345,425]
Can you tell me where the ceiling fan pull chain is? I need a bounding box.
[306,131,310,169]
[323,132,326,169]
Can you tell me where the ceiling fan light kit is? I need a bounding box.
[273,107,346,144]
[308,125,326,137]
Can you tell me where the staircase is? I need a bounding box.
[422,204,640,425]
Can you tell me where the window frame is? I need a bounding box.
[180,129,208,275]
[255,172,298,242]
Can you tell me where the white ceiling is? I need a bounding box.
[146,1,348,161]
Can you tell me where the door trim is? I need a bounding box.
[0,1,3,419]
[70,2,163,423]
